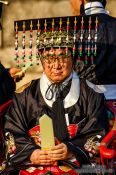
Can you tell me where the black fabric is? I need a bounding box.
[74,14,116,84]
[4,78,108,167]
[51,85,69,141]
[0,63,16,105]
[65,141,90,165]
[45,81,71,141]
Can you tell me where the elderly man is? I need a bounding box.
[4,16,108,175]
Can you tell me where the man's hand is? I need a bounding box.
[9,68,25,82]
[30,143,73,165]
[48,143,72,161]
[9,68,21,77]
[30,149,53,165]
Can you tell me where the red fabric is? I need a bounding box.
[20,162,79,175]
[106,100,116,117]
[0,100,12,115]
[28,124,78,143]
[100,130,116,159]
[100,100,116,167]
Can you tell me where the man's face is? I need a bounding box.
[70,0,82,15]
[40,48,73,83]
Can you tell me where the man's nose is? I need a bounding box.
[53,59,61,69]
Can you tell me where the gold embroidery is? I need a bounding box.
[84,135,101,155]
[5,132,16,156]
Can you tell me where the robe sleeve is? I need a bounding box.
[106,18,116,83]
[65,80,109,164]
[4,89,39,166]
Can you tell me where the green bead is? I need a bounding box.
[43,55,46,58]
[66,54,69,58]
[36,55,39,58]
[94,52,97,56]
[79,52,82,56]
[16,65,19,68]
[29,56,32,59]
[14,57,17,61]
[73,52,75,56]
[30,63,33,66]
[87,52,90,56]
[50,53,54,57]
[58,53,61,56]
[85,61,88,65]
[22,56,25,60]
[23,64,25,67]
[78,61,80,65]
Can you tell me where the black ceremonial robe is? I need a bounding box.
[4,77,108,167]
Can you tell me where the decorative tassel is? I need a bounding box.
[22,21,26,67]
[36,20,40,65]
[29,21,33,66]
[14,22,20,68]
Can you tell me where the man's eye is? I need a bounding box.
[49,54,55,57]
[58,53,63,57]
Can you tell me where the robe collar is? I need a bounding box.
[84,2,109,15]
[40,71,80,108]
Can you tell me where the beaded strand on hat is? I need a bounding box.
[87,17,92,63]
[14,22,20,68]
[78,17,84,65]
[72,17,77,61]
[28,21,33,67]
[21,21,26,67]
[36,20,40,65]
[58,18,62,56]
[49,19,55,58]
[65,17,70,59]
[93,17,98,63]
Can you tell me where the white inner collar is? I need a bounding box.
[40,71,80,108]
[85,2,103,9]
[84,2,108,15]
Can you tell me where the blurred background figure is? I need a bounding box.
[70,0,107,15]
[70,0,82,15]
[70,0,116,100]
[0,62,24,105]
[0,63,15,105]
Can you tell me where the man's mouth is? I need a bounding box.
[53,71,62,75]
